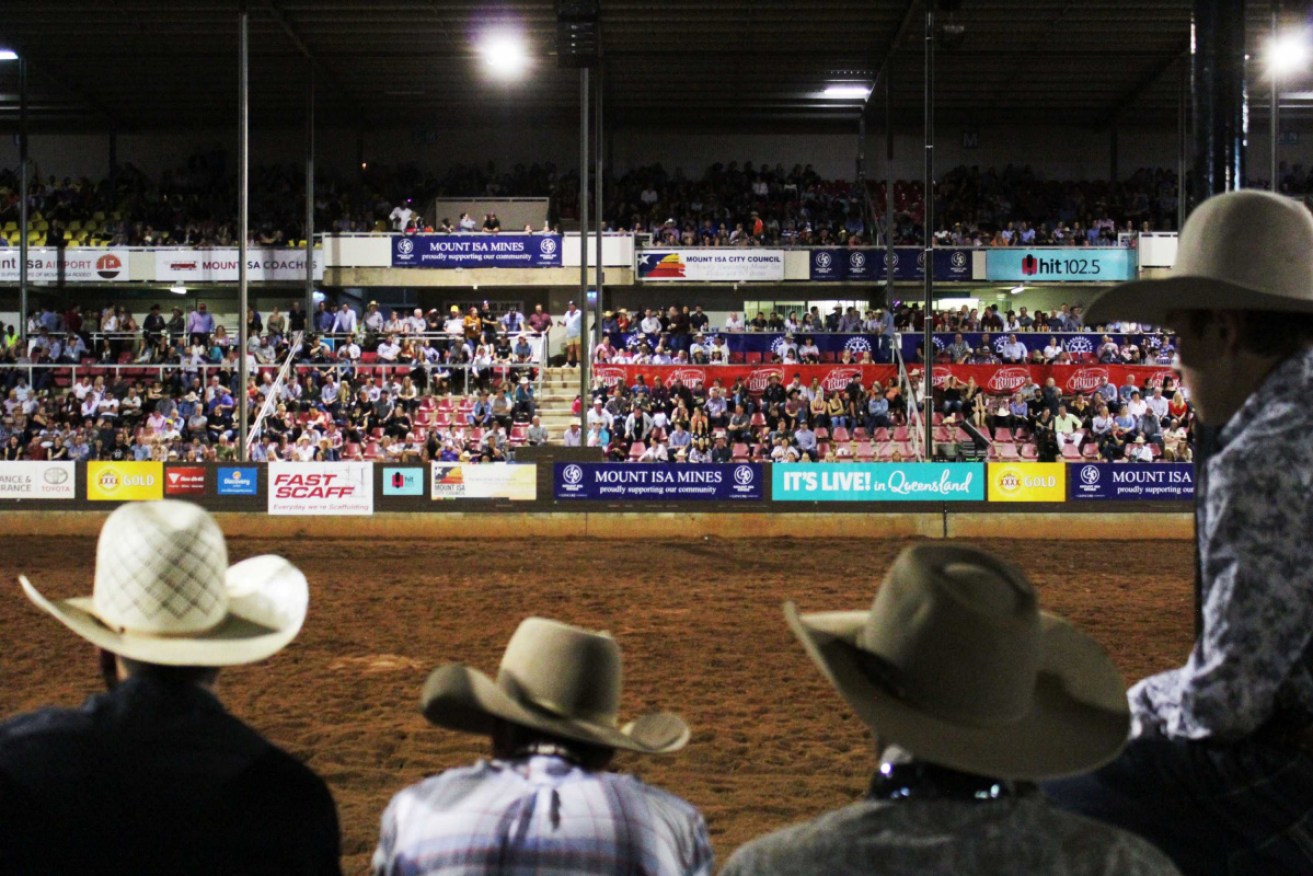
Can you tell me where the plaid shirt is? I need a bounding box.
[372,755,712,876]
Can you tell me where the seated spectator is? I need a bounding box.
[721,544,1178,876]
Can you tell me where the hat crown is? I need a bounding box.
[1175,190,1313,303]
[497,618,621,728]
[861,546,1039,725]
[93,501,229,635]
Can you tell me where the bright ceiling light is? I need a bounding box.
[479,32,530,79]
[0,50,19,62]
[822,83,871,99]
[1268,29,1311,78]
[169,285,188,295]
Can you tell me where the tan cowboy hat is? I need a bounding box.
[20,501,307,666]
[1086,189,1313,327]
[421,617,690,754]
[785,543,1128,780]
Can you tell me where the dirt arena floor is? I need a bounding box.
[2,534,1195,873]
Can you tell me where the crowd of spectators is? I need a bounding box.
[9,151,1281,248]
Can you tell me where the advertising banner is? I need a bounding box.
[431,463,538,500]
[772,463,984,502]
[0,249,132,284]
[637,250,784,282]
[908,330,1173,365]
[803,247,976,282]
[153,248,324,283]
[391,233,563,269]
[267,462,373,515]
[554,463,763,500]
[87,461,164,502]
[383,466,426,497]
[216,466,258,496]
[164,465,206,496]
[0,461,76,499]
[985,248,1136,282]
[987,462,1067,502]
[1069,462,1195,501]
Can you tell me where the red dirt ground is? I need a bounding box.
[1,535,1195,874]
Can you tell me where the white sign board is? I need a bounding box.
[154,248,324,283]
[0,461,77,499]
[267,461,374,515]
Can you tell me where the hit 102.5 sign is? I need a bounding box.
[986,248,1135,282]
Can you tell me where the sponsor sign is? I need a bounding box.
[555,463,763,500]
[1069,462,1195,501]
[638,249,784,282]
[217,466,259,496]
[431,463,538,500]
[987,463,1067,502]
[87,461,164,502]
[986,248,1136,282]
[164,465,206,496]
[0,461,76,499]
[772,463,985,502]
[267,462,373,515]
[0,248,132,284]
[392,233,563,269]
[383,466,426,497]
[153,248,324,283]
[805,247,974,282]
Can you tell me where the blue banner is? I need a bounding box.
[216,466,258,496]
[392,233,563,269]
[806,247,976,282]
[986,248,1135,282]
[772,463,985,502]
[554,462,763,500]
[382,466,426,496]
[1068,462,1195,501]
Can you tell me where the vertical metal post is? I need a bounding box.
[1270,3,1280,191]
[884,72,895,305]
[18,57,28,347]
[237,6,251,460]
[305,69,316,317]
[1178,59,1188,230]
[922,1,935,461]
[1110,123,1119,182]
[1191,0,1247,204]
[578,68,590,418]
[595,62,605,347]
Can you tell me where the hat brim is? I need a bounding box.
[1084,275,1313,328]
[19,555,308,667]
[784,603,1128,780]
[421,664,689,754]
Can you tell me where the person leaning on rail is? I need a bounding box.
[721,543,1180,876]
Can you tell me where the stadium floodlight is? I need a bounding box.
[1010,284,1026,295]
[1268,29,1311,78]
[822,83,871,99]
[0,50,18,62]
[479,30,530,80]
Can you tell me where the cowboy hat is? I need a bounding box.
[1086,189,1313,327]
[19,501,307,667]
[785,543,1128,780]
[421,617,690,754]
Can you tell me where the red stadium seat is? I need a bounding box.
[628,441,646,460]
[831,426,850,443]
[731,442,750,461]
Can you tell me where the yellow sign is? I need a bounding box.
[87,462,164,502]
[987,462,1066,502]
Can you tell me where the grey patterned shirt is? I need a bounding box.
[1129,346,1313,741]
[720,796,1180,876]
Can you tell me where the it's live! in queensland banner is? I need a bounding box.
[772,463,984,502]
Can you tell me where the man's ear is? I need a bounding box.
[1216,310,1244,356]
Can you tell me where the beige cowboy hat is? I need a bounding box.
[421,617,690,754]
[1086,189,1313,327]
[785,543,1128,780]
[20,501,307,666]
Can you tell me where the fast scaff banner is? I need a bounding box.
[392,233,563,269]
[267,461,373,515]
[554,462,764,500]
[638,250,784,282]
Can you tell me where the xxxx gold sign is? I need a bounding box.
[87,462,164,502]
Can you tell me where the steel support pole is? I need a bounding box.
[1191,0,1247,204]
[238,7,251,460]
[922,1,935,461]
[305,69,316,317]
[18,57,28,347]
[595,62,605,348]
[885,73,895,306]
[1178,60,1188,229]
[578,68,590,418]
[1271,3,1280,191]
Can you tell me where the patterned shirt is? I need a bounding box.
[1130,346,1313,740]
[720,795,1180,876]
[372,755,711,876]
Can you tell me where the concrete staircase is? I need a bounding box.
[535,366,586,437]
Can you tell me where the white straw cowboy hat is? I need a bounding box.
[785,543,1129,781]
[421,617,690,754]
[19,501,307,666]
[1086,189,1313,327]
